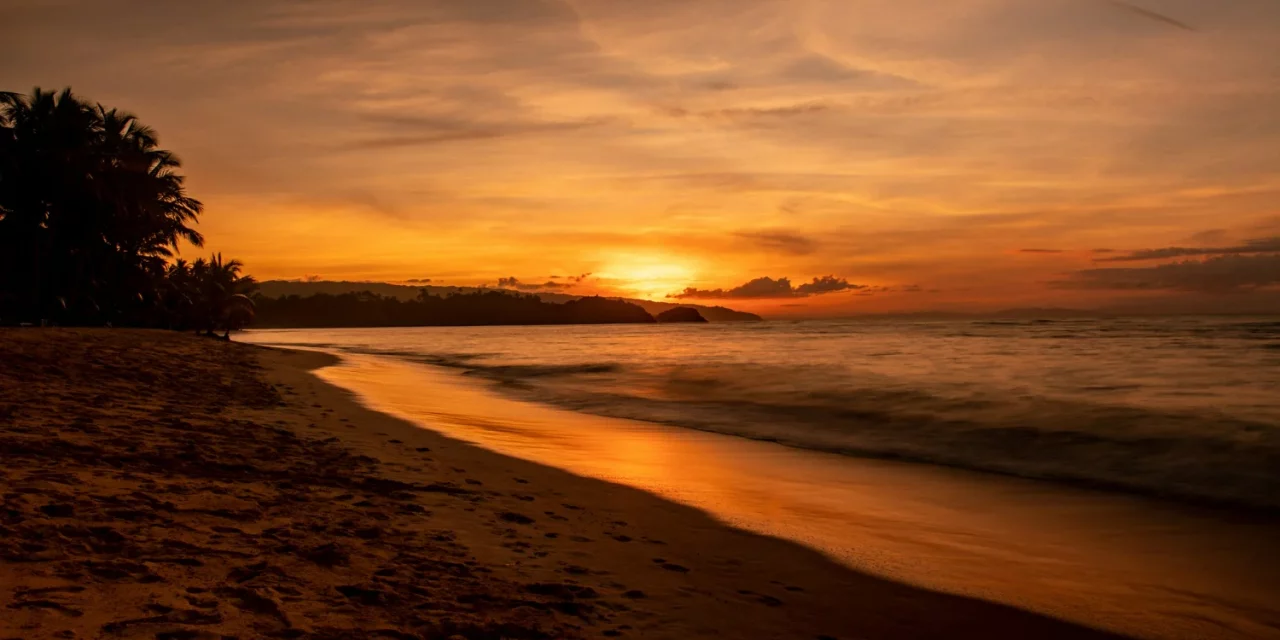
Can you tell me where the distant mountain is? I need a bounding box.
[656,307,708,323]
[255,280,763,322]
[627,298,760,323]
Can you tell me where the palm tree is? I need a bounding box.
[158,258,196,329]
[0,87,209,325]
[0,88,101,322]
[191,253,257,336]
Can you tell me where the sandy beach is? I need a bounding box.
[0,328,1128,639]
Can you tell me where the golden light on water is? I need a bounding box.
[302,348,1280,640]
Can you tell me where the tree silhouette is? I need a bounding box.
[0,87,250,331]
[251,289,656,328]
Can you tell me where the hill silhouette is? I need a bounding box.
[656,307,708,323]
[252,290,659,327]
[256,280,763,322]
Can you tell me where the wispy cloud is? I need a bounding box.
[6,0,1279,314]
[734,230,818,256]
[1103,1,1195,32]
[1097,237,1280,262]
[343,119,611,150]
[1055,254,1280,292]
[656,102,834,123]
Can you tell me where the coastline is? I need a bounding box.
[0,328,1123,639]
[280,345,1280,640]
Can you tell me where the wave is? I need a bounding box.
[338,346,1280,511]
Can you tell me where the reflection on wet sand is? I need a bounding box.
[319,352,1280,640]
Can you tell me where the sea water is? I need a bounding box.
[246,317,1280,509]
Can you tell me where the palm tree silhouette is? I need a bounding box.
[1,86,251,331]
[200,253,257,336]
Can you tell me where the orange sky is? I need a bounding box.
[4,0,1279,316]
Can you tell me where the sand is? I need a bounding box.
[0,328,1125,639]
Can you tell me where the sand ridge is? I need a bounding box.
[0,329,1124,639]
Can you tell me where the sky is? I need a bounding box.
[3,0,1279,316]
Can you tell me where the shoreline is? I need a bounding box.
[243,322,1280,515]
[0,328,1125,639]
[286,346,1280,640]
[363,347,1280,514]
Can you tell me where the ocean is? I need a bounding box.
[245,317,1280,510]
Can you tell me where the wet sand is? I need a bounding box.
[0,328,1125,639]
[305,352,1280,640]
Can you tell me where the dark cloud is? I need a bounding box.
[1053,254,1280,292]
[1186,229,1228,245]
[624,172,858,194]
[497,276,571,291]
[796,275,858,295]
[404,278,432,283]
[671,275,862,299]
[735,230,817,255]
[343,118,609,150]
[1097,236,1280,262]
[848,284,932,296]
[780,55,867,82]
[548,273,592,283]
[701,80,739,92]
[712,103,832,120]
[656,102,832,122]
[1103,1,1195,31]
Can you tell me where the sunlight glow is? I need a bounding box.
[596,255,698,300]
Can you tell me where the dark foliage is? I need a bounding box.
[252,290,658,328]
[0,87,254,331]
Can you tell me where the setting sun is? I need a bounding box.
[596,254,698,300]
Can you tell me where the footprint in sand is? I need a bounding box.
[498,511,535,525]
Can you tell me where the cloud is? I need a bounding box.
[859,284,929,294]
[10,0,1280,315]
[497,276,572,291]
[343,118,611,150]
[1019,248,1064,254]
[734,230,818,255]
[1098,236,1280,262]
[1053,254,1280,292]
[671,275,863,299]
[549,273,593,282]
[1186,229,1228,245]
[1103,1,1195,32]
[657,102,833,123]
[404,278,432,283]
[796,275,859,295]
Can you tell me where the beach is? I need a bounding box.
[0,328,1128,639]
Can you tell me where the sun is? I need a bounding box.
[596,255,697,300]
